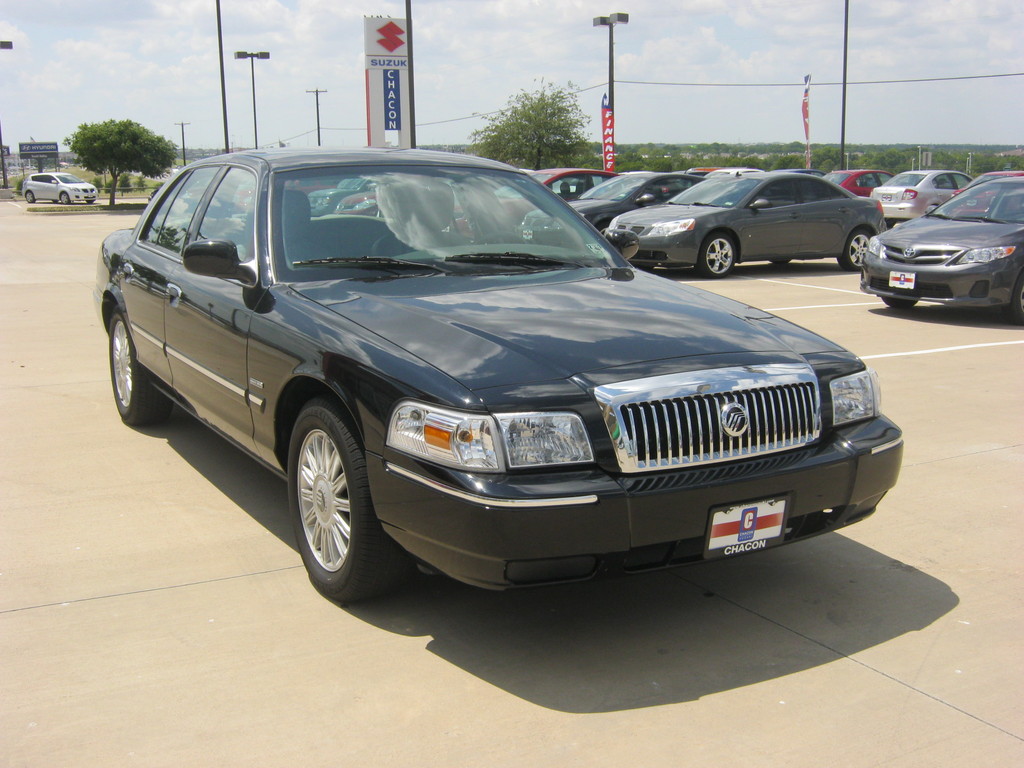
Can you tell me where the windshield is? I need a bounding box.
[54,174,85,184]
[577,174,649,201]
[667,177,761,207]
[931,182,1024,224]
[272,166,621,281]
[888,173,925,187]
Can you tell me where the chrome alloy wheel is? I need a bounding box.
[111,319,133,408]
[297,428,351,572]
[848,232,870,267]
[704,237,735,275]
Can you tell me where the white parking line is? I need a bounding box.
[862,340,1024,360]
[765,301,881,311]
[744,277,866,296]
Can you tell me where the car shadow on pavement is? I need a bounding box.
[150,408,957,715]
[661,261,852,282]
[347,534,958,713]
[868,304,1016,328]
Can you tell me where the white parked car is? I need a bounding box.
[870,170,971,224]
[22,172,98,204]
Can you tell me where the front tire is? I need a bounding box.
[839,229,871,271]
[695,233,737,278]
[108,312,173,425]
[881,296,918,310]
[288,398,413,602]
[59,191,71,205]
[24,190,35,204]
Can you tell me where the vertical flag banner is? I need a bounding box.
[601,94,615,172]
[364,17,411,148]
[802,74,811,169]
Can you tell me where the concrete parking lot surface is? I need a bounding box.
[2,201,1022,766]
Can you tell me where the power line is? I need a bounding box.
[619,72,1024,88]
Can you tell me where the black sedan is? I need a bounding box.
[607,172,886,278]
[568,172,704,230]
[95,149,902,601]
[861,177,1024,324]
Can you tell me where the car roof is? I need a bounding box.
[192,148,521,175]
[534,168,614,174]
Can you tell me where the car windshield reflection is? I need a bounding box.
[272,167,618,281]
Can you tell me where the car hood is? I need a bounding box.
[613,203,719,225]
[568,199,621,214]
[881,216,1024,247]
[292,270,843,391]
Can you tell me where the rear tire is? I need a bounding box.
[288,398,413,603]
[881,296,918,310]
[839,229,871,271]
[695,233,737,278]
[24,190,35,203]
[108,312,173,426]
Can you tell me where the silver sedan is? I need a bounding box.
[870,169,971,224]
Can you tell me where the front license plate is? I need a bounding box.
[889,271,916,289]
[705,498,787,559]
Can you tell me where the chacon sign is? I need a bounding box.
[364,17,411,149]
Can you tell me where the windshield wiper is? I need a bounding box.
[291,256,443,273]
[445,252,581,269]
[672,201,718,207]
[955,215,1004,223]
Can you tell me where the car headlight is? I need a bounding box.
[387,402,593,471]
[607,216,622,230]
[867,236,883,256]
[830,369,880,427]
[953,245,1015,264]
[649,219,695,237]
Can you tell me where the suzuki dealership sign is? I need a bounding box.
[364,17,411,149]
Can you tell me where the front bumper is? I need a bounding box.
[861,252,1017,307]
[626,231,701,268]
[369,416,903,589]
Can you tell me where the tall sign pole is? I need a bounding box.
[593,14,628,172]
[364,17,412,149]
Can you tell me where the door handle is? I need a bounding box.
[166,283,182,306]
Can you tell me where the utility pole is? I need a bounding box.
[306,89,327,146]
[174,122,190,165]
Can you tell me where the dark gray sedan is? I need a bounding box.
[607,172,886,278]
[861,177,1024,324]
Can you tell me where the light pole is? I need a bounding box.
[234,50,270,149]
[592,13,628,115]
[174,121,190,165]
[1,40,12,191]
[306,89,327,146]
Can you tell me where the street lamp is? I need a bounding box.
[1,40,12,191]
[174,121,190,166]
[234,50,270,149]
[593,13,628,115]
[306,89,327,146]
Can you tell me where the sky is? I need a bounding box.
[1,0,1022,156]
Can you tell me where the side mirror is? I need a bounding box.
[183,240,257,286]
[604,229,640,260]
[636,193,656,206]
[749,198,772,210]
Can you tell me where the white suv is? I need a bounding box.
[23,173,98,204]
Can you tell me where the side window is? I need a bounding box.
[196,168,258,262]
[142,167,219,255]
[934,174,955,190]
[760,180,798,206]
[551,175,584,199]
[862,173,880,188]
[648,178,691,202]
[953,174,971,189]
[797,178,840,202]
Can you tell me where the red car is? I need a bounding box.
[824,169,894,197]
[531,168,617,200]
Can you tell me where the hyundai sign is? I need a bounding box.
[364,17,411,148]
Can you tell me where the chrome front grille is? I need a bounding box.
[880,244,960,265]
[594,364,821,473]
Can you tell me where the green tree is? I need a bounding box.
[470,82,590,170]
[65,119,177,205]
